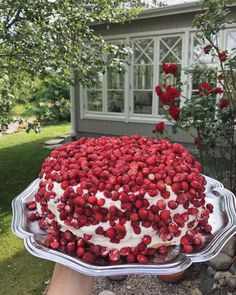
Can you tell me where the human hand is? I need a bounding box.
[46,263,94,295]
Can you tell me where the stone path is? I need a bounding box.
[44,134,71,149]
[92,263,236,295]
[92,237,236,295]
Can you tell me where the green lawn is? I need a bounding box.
[0,124,70,295]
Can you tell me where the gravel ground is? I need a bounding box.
[91,264,235,295]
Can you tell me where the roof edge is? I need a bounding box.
[138,2,200,19]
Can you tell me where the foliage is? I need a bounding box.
[154,0,236,192]
[0,0,142,83]
[28,72,71,124]
[0,0,143,131]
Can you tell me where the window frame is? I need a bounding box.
[80,25,236,124]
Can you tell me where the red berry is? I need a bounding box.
[90,244,101,255]
[142,235,152,245]
[73,196,85,207]
[160,210,171,222]
[130,212,139,221]
[120,247,131,256]
[82,252,95,263]
[83,234,92,241]
[109,250,120,262]
[127,253,136,263]
[115,223,126,232]
[168,200,178,209]
[50,240,60,249]
[38,219,47,229]
[105,228,117,239]
[67,242,76,253]
[156,200,166,210]
[27,212,37,221]
[137,254,148,264]
[138,207,148,219]
[87,196,97,205]
[97,198,105,207]
[26,201,37,210]
[168,223,178,233]
[133,227,141,234]
[158,245,168,255]
[156,181,166,192]
[182,244,193,253]
[194,237,202,246]
[95,226,104,235]
[181,236,190,245]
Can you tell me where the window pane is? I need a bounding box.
[162,36,180,48]
[160,37,182,62]
[134,39,154,63]
[92,72,103,88]
[133,91,152,114]
[193,38,213,64]
[107,91,124,113]
[107,70,124,89]
[136,54,152,65]
[134,65,153,89]
[192,35,219,64]
[227,31,236,52]
[87,90,103,112]
[162,52,179,63]
[159,65,181,84]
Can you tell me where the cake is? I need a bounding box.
[26,136,213,264]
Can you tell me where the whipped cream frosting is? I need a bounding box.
[37,178,201,250]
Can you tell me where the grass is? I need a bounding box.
[0,123,70,295]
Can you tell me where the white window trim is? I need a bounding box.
[131,36,155,117]
[80,25,236,124]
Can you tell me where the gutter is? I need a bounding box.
[139,1,200,19]
[138,1,236,20]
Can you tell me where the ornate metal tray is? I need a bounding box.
[11,176,236,276]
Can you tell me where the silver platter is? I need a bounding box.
[11,176,236,276]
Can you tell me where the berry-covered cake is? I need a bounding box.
[26,136,213,265]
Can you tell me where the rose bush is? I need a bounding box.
[153,0,236,193]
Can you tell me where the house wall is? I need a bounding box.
[72,8,236,143]
[93,12,197,36]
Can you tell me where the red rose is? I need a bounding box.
[212,87,224,94]
[203,44,212,54]
[155,122,165,132]
[160,92,170,105]
[162,63,178,76]
[218,51,227,62]
[219,98,229,109]
[198,82,212,95]
[155,86,163,96]
[166,85,181,100]
[159,86,181,105]
[168,104,180,120]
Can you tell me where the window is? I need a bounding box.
[132,38,154,115]
[86,73,103,112]
[190,33,218,97]
[85,41,126,114]
[81,27,236,123]
[107,68,125,113]
[226,30,236,55]
[158,35,183,113]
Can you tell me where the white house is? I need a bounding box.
[70,1,236,142]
